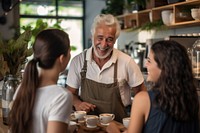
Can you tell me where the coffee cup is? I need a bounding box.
[99,113,115,125]
[123,117,130,128]
[84,115,99,128]
[74,111,86,122]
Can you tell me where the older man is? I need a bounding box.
[67,14,146,122]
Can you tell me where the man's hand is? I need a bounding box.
[74,102,96,113]
[67,86,96,112]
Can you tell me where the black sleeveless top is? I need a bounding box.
[142,90,199,133]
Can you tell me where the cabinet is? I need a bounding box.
[117,0,200,30]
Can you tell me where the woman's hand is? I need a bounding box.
[106,122,121,133]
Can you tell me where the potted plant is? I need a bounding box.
[0,19,77,79]
[101,0,124,16]
[140,19,166,31]
[0,19,56,78]
[0,25,34,125]
[130,0,147,11]
[101,0,147,15]
[0,27,33,77]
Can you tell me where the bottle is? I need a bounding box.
[191,39,200,79]
[2,75,19,125]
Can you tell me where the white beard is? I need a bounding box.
[92,43,113,59]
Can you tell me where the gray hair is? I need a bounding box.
[91,14,121,38]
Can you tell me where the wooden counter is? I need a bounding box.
[69,121,126,133]
[0,117,8,133]
[0,116,125,133]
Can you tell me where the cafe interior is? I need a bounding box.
[0,0,200,132]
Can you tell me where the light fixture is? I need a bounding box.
[37,5,48,15]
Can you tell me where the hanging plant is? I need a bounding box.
[101,0,124,16]
[130,0,147,9]
[140,19,167,31]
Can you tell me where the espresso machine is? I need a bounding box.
[124,41,147,72]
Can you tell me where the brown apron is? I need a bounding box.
[80,50,127,122]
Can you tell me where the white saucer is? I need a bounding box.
[69,121,77,126]
[100,123,110,126]
[86,125,97,128]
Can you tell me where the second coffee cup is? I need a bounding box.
[74,111,86,122]
[99,113,115,126]
[123,117,130,128]
[84,115,99,128]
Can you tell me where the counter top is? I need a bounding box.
[0,116,125,133]
[0,117,8,133]
[70,121,125,133]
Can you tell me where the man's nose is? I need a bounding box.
[101,38,108,47]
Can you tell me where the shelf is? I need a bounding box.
[117,13,137,29]
[117,0,200,31]
[173,20,200,26]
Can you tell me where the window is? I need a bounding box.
[19,0,85,86]
[20,0,84,60]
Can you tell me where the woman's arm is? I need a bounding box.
[106,91,150,133]
[47,121,68,133]
[126,91,150,133]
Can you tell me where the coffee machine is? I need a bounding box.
[124,41,146,72]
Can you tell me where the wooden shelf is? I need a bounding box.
[117,13,137,29]
[117,0,200,31]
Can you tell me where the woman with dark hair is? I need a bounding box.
[9,29,72,133]
[107,40,199,133]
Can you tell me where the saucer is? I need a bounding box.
[100,122,110,126]
[70,113,76,121]
[82,125,100,131]
[69,121,77,126]
[86,125,97,128]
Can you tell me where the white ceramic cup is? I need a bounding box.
[74,111,86,122]
[191,8,200,20]
[99,113,115,125]
[161,10,173,26]
[149,11,153,22]
[123,117,130,128]
[84,115,99,128]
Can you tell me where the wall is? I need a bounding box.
[84,0,106,49]
[1,0,199,50]
[85,0,200,51]
[117,26,200,50]
[1,0,105,44]
[0,3,15,40]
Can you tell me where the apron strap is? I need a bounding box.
[114,60,118,82]
[81,50,87,79]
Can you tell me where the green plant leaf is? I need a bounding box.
[71,45,77,51]
[140,19,167,31]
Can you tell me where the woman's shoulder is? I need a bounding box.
[132,91,151,122]
[58,86,73,97]
[133,91,150,109]
[42,85,72,97]
[134,91,149,100]
[49,86,73,104]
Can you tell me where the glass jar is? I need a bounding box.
[2,74,20,125]
[191,39,200,79]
